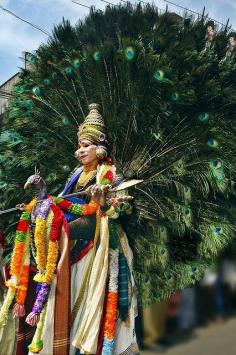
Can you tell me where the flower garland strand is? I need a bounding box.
[28,304,47,354]
[13,229,31,317]
[0,194,98,330]
[53,196,98,216]
[26,199,56,326]
[33,198,52,278]
[0,210,33,322]
[9,210,31,279]
[49,204,64,241]
[102,249,119,355]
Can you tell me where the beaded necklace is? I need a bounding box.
[76,169,97,189]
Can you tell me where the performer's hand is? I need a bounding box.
[87,184,111,206]
[109,195,133,207]
[16,203,26,211]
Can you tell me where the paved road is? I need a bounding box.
[142,317,236,355]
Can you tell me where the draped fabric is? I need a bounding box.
[0,300,17,355]
[72,216,109,353]
[53,222,71,355]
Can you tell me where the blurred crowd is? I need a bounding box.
[140,256,236,352]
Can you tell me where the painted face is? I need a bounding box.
[207,26,214,37]
[229,36,236,47]
[75,139,98,165]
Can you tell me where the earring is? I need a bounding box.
[74,149,80,159]
[96,146,107,159]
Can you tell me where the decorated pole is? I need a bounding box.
[0,179,142,215]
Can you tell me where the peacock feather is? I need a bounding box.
[0,3,236,306]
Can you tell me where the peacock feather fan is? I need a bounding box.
[1,3,236,306]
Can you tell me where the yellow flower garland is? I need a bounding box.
[43,240,59,284]
[34,217,47,272]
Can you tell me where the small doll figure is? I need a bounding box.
[203,21,216,52]
[222,32,236,62]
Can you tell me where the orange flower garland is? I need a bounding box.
[16,265,30,306]
[4,210,32,318]
[9,211,32,279]
[102,249,119,354]
[104,292,118,339]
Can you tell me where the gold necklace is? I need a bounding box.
[77,169,97,188]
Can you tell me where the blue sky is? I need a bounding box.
[0,0,236,85]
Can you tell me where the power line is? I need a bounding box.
[100,0,118,6]
[161,0,227,27]
[0,5,50,36]
[71,1,91,9]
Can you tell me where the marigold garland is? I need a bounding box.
[28,202,60,323]
[10,211,31,277]
[103,292,118,340]
[102,249,119,354]
[1,193,99,335]
[25,197,37,212]
[34,217,47,272]
[43,240,59,284]
[0,211,32,322]
[16,266,30,306]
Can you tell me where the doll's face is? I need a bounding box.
[207,25,214,36]
[75,139,98,165]
[229,36,236,47]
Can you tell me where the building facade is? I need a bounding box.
[0,73,20,126]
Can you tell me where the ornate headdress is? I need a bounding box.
[78,103,108,147]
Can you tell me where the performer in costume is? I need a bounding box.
[60,103,139,355]
[0,104,139,355]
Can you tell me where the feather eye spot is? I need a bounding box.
[159,248,166,255]
[43,78,51,86]
[32,86,41,96]
[93,51,101,61]
[214,226,222,234]
[198,112,209,122]
[171,92,179,101]
[211,159,222,169]
[153,70,164,80]
[65,67,73,76]
[184,208,191,215]
[207,138,218,148]
[73,59,81,69]
[125,47,135,60]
